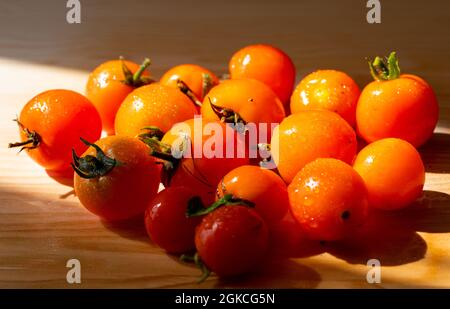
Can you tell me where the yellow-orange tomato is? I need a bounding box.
[288,158,369,241]
[10,89,102,173]
[229,44,296,104]
[353,138,425,210]
[216,165,289,226]
[115,83,198,137]
[356,52,439,147]
[201,79,285,142]
[74,136,160,221]
[271,110,357,183]
[86,59,151,135]
[290,70,360,126]
[160,64,219,101]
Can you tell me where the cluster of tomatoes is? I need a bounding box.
[9,45,439,281]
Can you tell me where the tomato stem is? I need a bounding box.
[201,73,215,99]
[120,56,154,87]
[186,193,255,217]
[71,137,120,179]
[208,97,247,126]
[368,51,401,81]
[8,119,41,152]
[180,252,211,283]
[177,79,203,107]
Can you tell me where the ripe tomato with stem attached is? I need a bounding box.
[140,118,249,205]
[160,64,219,102]
[353,138,425,210]
[115,83,198,137]
[86,58,153,135]
[9,89,102,174]
[290,70,360,127]
[271,109,357,184]
[356,52,439,147]
[216,165,289,226]
[193,205,269,278]
[144,187,202,254]
[201,78,285,143]
[73,136,160,221]
[229,44,296,105]
[288,158,369,241]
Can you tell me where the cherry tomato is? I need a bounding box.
[356,52,439,147]
[86,58,152,135]
[201,78,285,142]
[216,165,289,226]
[353,138,425,210]
[290,70,360,126]
[229,44,296,104]
[9,89,102,173]
[73,136,160,221]
[149,118,249,205]
[144,187,202,254]
[271,110,357,183]
[115,83,198,137]
[195,205,269,277]
[288,158,369,241]
[160,64,219,101]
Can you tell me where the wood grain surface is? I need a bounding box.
[0,0,449,288]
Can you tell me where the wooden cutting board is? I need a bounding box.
[0,0,449,288]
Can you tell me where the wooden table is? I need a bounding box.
[0,0,449,288]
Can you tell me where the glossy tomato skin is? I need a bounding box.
[195,205,269,277]
[17,89,102,172]
[115,83,198,137]
[229,44,295,104]
[288,158,369,241]
[86,60,149,135]
[356,74,439,148]
[216,165,289,226]
[290,70,360,127]
[271,110,357,183]
[162,118,249,205]
[74,136,160,221]
[144,187,202,254]
[160,64,219,101]
[353,138,425,210]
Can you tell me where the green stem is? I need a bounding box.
[186,193,255,217]
[132,58,151,83]
[368,51,401,81]
[8,119,41,152]
[180,252,211,283]
[177,79,203,107]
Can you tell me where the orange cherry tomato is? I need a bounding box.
[73,136,160,221]
[216,165,289,226]
[288,158,369,241]
[144,187,202,254]
[290,70,360,126]
[195,205,269,277]
[9,89,102,173]
[271,110,357,183]
[201,78,285,142]
[160,64,219,101]
[353,138,425,210]
[229,44,296,104]
[356,52,439,147]
[86,58,152,135]
[152,118,249,205]
[114,83,198,137]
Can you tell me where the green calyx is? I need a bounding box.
[120,56,154,87]
[208,97,247,128]
[8,119,41,152]
[186,193,255,217]
[368,51,401,81]
[180,252,211,283]
[71,138,120,179]
[177,79,203,107]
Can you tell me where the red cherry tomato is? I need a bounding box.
[145,187,202,254]
[195,205,269,277]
